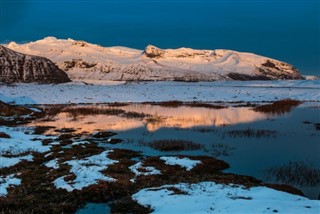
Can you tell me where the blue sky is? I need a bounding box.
[0,0,319,75]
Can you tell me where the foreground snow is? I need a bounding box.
[129,162,161,183]
[129,162,161,177]
[0,127,50,168]
[0,155,33,169]
[54,151,118,191]
[44,158,59,170]
[0,174,21,196]
[160,157,201,171]
[0,80,319,104]
[133,182,320,213]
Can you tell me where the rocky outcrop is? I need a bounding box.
[0,45,70,83]
[144,45,166,58]
[256,60,302,80]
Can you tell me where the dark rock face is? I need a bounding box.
[0,45,70,83]
[256,60,303,80]
[228,60,303,81]
[62,59,97,71]
[227,73,272,81]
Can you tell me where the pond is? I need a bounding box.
[29,102,320,199]
[76,203,110,214]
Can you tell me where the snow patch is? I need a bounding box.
[0,154,33,169]
[45,159,59,169]
[0,127,50,168]
[130,162,161,176]
[132,182,320,213]
[54,150,118,191]
[160,156,201,171]
[0,174,21,197]
[0,127,50,154]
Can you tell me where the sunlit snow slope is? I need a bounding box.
[7,37,302,81]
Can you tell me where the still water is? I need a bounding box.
[31,103,320,199]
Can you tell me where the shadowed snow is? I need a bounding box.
[133,182,320,213]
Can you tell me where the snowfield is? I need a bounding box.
[132,182,320,213]
[0,80,319,105]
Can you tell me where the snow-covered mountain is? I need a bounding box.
[0,45,70,83]
[6,37,303,82]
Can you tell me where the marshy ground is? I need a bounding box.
[0,100,319,213]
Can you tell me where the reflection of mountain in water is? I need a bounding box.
[120,105,268,131]
[30,104,269,133]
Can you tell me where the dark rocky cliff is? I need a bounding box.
[0,45,70,83]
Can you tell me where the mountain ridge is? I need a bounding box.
[5,37,303,82]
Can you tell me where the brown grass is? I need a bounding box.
[57,134,75,140]
[0,132,10,138]
[58,105,151,120]
[167,187,189,195]
[122,111,151,119]
[63,106,125,117]
[265,161,320,186]
[253,99,302,115]
[225,128,277,138]
[0,101,32,117]
[110,196,152,213]
[54,128,76,133]
[157,100,183,108]
[107,138,123,144]
[141,139,204,151]
[264,183,304,197]
[0,147,306,213]
[194,127,217,133]
[185,102,225,109]
[0,102,309,212]
[33,126,56,135]
[147,101,226,109]
[211,144,235,157]
[92,131,117,139]
[0,101,44,126]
